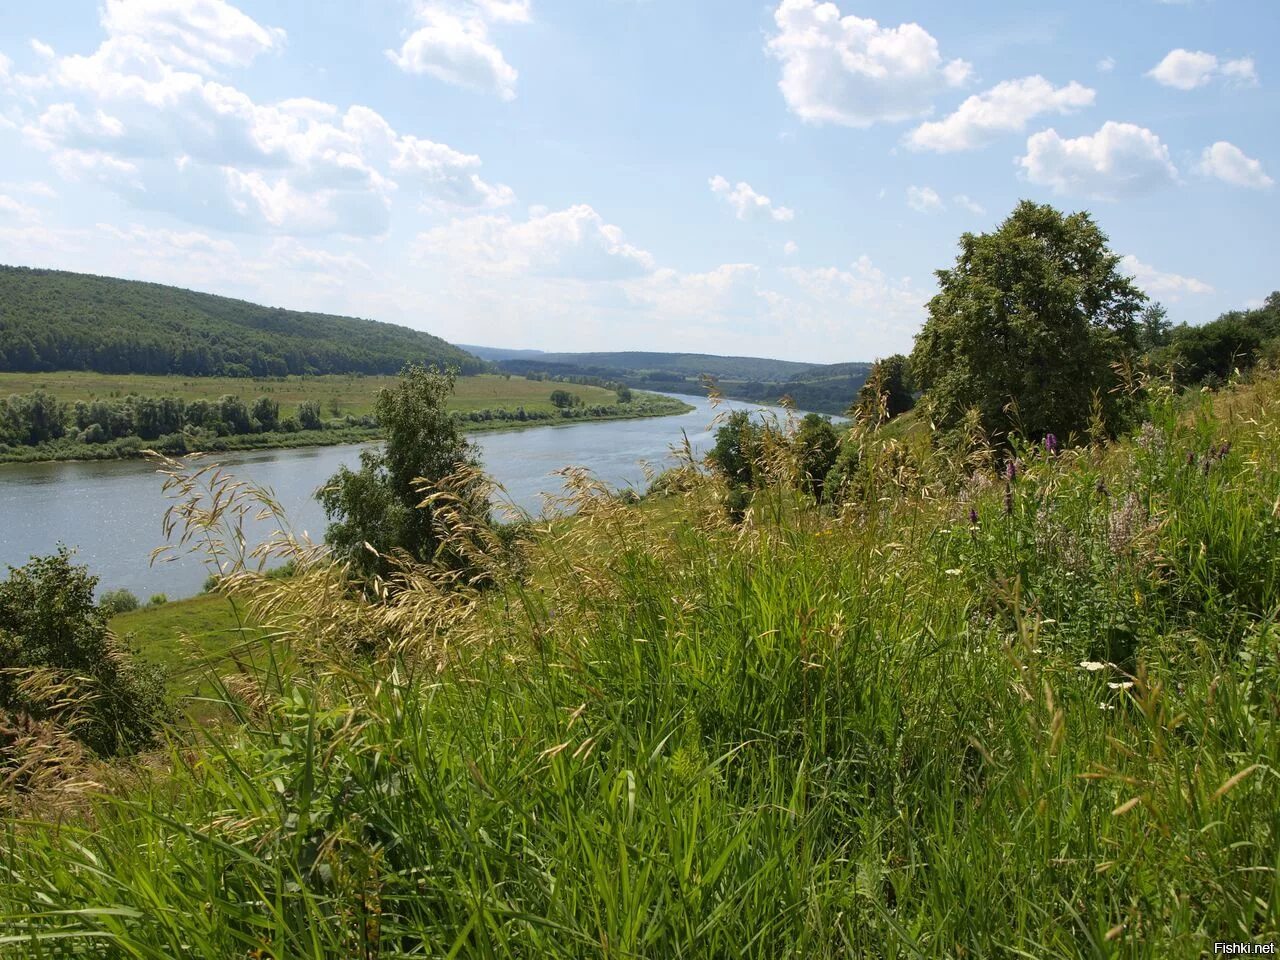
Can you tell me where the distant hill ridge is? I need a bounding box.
[461,346,821,382]
[461,345,874,415]
[0,265,483,377]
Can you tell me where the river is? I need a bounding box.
[0,394,805,599]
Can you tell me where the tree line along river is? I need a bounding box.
[0,394,798,599]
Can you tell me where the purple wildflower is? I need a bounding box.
[1005,460,1018,482]
[1044,433,1059,456]
[969,506,979,525]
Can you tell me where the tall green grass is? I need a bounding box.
[2,378,1279,956]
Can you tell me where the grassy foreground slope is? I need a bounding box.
[4,376,1280,956]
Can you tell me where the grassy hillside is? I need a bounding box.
[5,373,1280,954]
[0,265,484,377]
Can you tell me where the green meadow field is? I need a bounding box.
[0,371,624,418]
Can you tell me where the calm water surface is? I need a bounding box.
[0,394,800,598]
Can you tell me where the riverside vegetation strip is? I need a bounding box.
[3,370,1280,955]
[0,372,693,463]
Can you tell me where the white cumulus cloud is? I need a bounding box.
[388,1,529,101]
[415,204,655,281]
[766,0,971,127]
[1147,49,1256,90]
[100,0,286,72]
[906,76,1095,153]
[0,194,42,222]
[906,185,943,213]
[1121,255,1213,299]
[1018,121,1179,198]
[1197,141,1274,189]
[783,256,930,353]
[10,5,515,236]
[709,175,794,222]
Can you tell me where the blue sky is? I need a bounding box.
[0,0,1275,362]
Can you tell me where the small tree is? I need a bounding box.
[99,588,139,615]
[252,396,280,432]
[1137,302,1172,352]
[793,413,840,501]
[911,201,1146,445]
[549,389,579,409]
[854,354,915,421]
[319,365,481,583]
[0,550,167,757]
[297,400,323,431]
[707,410,760,489]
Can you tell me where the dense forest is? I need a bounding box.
[461,348,874,415]
[0,266,484,378]
[1152,291,1280,386]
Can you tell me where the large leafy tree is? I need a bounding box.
[911,201,1146,443]
[320,365,480,582]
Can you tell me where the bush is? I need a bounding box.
[147,593,168,607]
[297,400,323,431]
[99,587,139,615]
[0,550,166,757]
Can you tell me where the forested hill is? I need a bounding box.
[461,347,818,382]
[0,266,484,377]
[461,346,874,415]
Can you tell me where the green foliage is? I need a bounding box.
[793,412,840,500]
[1159,294,1280,387]
[0,390,66,446]
[98,588,139,615]
[0,264,484,377]
[319,364,480,582]
[0,387,337,457]
[147,594,168,608]
[854,353,915,420]
[251,395,279,432]
[0,551,166,757]
[706,409,760,488]
[912,200,1146,444]
[548,388,580,408]
[1137,301,1172,351]
[296,399,323,431]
